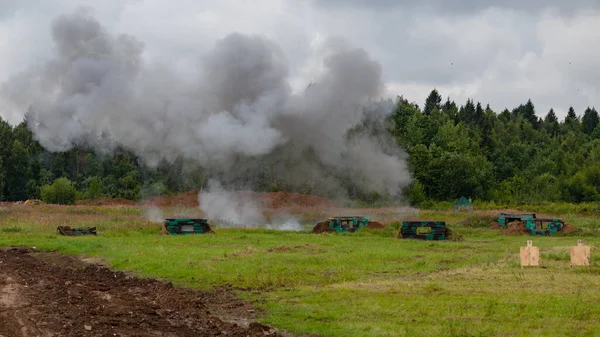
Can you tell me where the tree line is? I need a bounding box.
[0,117,197,203]
[1,89,599,205]
[392,89,600,205]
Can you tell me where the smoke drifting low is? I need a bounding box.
[199,180,265,226]
[198,180,302,230]
[1,9,410,198]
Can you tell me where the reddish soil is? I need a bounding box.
[0,247,287,337]
[140,190,338,209]
[141,190,200,208]
[488,221,501,229]
[501,221,529,236]
[366,221,385,229]
[76,198,137,206]
[500,221,579,236]
[311,221,332,234]
[561,223,579,234]
[257,191,338,209]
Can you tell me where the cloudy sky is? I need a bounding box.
[1,0,599,124]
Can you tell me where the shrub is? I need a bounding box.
[41,178,77,205]
[87,176,104,200]
[405,181,426,207]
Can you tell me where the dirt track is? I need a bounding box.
[0,247,284,337]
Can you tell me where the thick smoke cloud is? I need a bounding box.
[1,9,411,197]
[199,179,265,226]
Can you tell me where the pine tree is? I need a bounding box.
[544,108,559,136]
[6,140,29,201]
[563,106,581,133]
[0,117,13,200]
[423,89,442,115]
[498,108,511,122]
[480,105,495,153]
[523,99,537,128]
[474,102,485,127]
[0,156,4,201]
[582,107,599,135]
[443,97,458,122]
[458,99,476,125]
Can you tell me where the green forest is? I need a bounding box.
[1,89,600,205]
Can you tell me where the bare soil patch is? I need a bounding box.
[501,221,529,236]
[0,247,288,337]
[366,221,385,229]
[488,221,501,229]
[311,221,332,234]
[140,190,339,210]
[561,223,578,234]
[500,221,578,236]
[76,198,137,206]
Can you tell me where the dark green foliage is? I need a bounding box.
[563,107,580,134]
[423,89,442,115]
[83,176,104,200]
[388,91,600,204]
[405,180,426,207]
[544,109,560,136]
[41,178,77,205]
[2,90,600,205]
[6,140,29,201]
[0,156,4,201]
[582,107,599,135]
[518,99,538,129]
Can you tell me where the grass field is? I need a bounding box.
[1,203,600,336]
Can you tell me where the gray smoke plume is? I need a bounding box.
[1,9,411,198]
[199,179,265,226]
[265,214,303,231]
[144,206,164,223]
[199,180,303,230]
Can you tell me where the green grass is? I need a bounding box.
[1,208,600,337]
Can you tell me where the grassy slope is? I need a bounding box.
[1,205,600,336]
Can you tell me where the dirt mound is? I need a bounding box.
[366,221,385,229]
[561,223,578,234]
[488,221,501,229]
[501,221,528,236]
[76,198,137,206]
[141,189,338,209]
[0,247,282,336]
[259,191,338,209]
[499,221,578,236]
[141,190,200,207]
[312,221,332,234]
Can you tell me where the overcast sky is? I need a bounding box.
[1,0,599,124]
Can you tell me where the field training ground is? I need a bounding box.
[1,192,600,337]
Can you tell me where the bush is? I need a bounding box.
[41,178,77,205]
[405,181,426,207]
[87,176,104,200]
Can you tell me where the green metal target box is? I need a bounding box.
[496,213,564,236]
[328,216,371,233]
[164,218,214,235]
[399,221,447,240]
